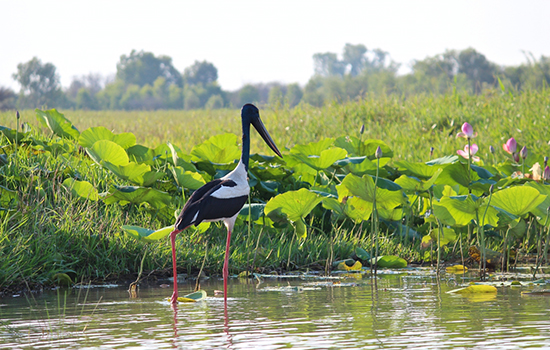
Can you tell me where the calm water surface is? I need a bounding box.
[2,269,550,349]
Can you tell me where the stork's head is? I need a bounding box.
[241,103,282,158]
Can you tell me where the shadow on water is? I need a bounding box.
[2,268,550,349]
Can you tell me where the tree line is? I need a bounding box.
[1,45,549,111]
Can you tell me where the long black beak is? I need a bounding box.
[252,117,282,158]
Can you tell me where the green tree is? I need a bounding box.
[268,85,284,107]
[238,84,261,105]
[205,94,224,109]
[116,50,182,87]
[183,61,218,86]
[457,48,496,93]
[343,43,367,77]
[313,53,345,77]
[12,57,63,108]
[75,88,97,110]
[285,83,303,107]
[0,87,16,110]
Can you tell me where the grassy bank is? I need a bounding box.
[1,90,550,295]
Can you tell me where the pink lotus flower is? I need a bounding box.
[543,165,550,181]
[457,144,480,162]
[502,137,517,154]
[456,122,477,139]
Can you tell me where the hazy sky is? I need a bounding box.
[3,0,550,91]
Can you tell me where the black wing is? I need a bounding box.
[174,179,248,231]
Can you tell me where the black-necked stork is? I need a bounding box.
[169,104,282,304]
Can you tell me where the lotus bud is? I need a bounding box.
[503,137,517,154]
[360,124,365,135]
[489,184,494,193]
[489,145,495,154]
[514,152,520,163]
[543,165,550,181]
[520,146,528,159]
[16,111,20,120]
[375,146,383,159]
[544,156,548,167]
[456,122,477,139]
[430,147,434,157]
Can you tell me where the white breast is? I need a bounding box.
[210,160,250,199]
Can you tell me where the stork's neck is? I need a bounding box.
[241,119,251,171]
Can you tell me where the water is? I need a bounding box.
[2,269,550,349]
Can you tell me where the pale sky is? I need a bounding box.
[2,0,550,92]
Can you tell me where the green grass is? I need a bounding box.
[1,89,550,293]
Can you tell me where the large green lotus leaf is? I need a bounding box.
[489,186,547,218]
[337,173,404,211]
[35,109,80,140]
[239,203,266,222]
[524,182,550,225]
[0,126,30,144]
[191,133,240,164]
[432,184,459,199]
[62,178,99,201]
[121,225,174,242]
[343,157,390,177]
[87,140,129,166]
[290,138,334,156]
[322,197,346,220]
[291,147,347,171]
[102,161,153,184]
[79,126,136,149]
[282,155,318,175]
[127,144,155,164]
[343,196,373,222]
[166,142,194,169]
[394,160,444,179]
[433,195,499,227]
[335,136,393,158]
[424,227,457,247]
[426,155,459,165]
[394,168,443,193]
[371,255,407,268]
[104,186,171,209]
[264,188,322,222]
[171,167,206,190]
[435,161,480,189]
[378,207,404,221]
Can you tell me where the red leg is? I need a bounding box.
[170,230,179,304]
[223,229,232,302]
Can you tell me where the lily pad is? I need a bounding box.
[448,285,498,294]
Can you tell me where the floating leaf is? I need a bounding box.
[448,285,498,294]
[446,265,468,273]
[36,109,80,140]
[371,255,408,268]
[336,261,362,271]
[62,178,99,201]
